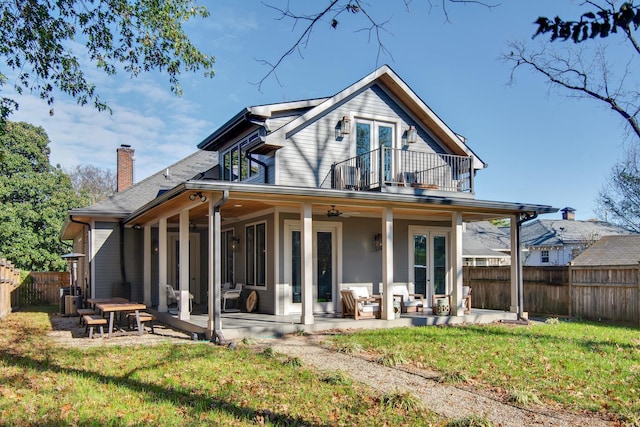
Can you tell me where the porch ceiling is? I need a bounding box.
[125,182,556,228]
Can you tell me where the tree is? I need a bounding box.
[503,1,640,140]
[596,146,640,231]
[0,0,215,127]
[66,164,116,205]
[0,121,86,271]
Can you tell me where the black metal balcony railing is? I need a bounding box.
[326,148,473,193]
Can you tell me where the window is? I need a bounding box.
[246,222,266,286]
[221,134,260,181]
[221,230,235,283]
[541,250,549,263]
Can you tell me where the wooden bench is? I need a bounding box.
[77,309,96,324]
[83,315,107,338]
[127,312,155,334]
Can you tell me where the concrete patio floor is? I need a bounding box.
[150,308,519,340]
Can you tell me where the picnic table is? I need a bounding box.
[93,300,147,339]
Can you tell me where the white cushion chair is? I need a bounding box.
[391,284,424,313]
[222,283,243,313]
[165,284,194,313]
[340,289,380,320]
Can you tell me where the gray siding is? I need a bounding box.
[93,222,122,299]
[276,84,447,187]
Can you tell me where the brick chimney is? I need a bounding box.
[116,144,135,192]
[561,207,576,221]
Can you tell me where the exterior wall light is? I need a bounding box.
[374,233,383,251]
[230,236,241,252]
[336,116,351,139]
[406,125,418,144]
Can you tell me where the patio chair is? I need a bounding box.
[391,284,424,313]
[165,284,194,313]
[340,289,380,320]
[462,286,472,314]
[221,283,243,313]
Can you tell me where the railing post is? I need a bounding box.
[469,157,474,193]
[330,163,335,189]
[379,147,385,188]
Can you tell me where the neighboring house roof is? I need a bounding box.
[463,221,510,258]
[518,219,633,248]
[61,150,218,238]
[571,235,640,266]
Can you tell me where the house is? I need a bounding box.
[570,234,640,267]
[61,65,556,339]
[518,207,634,266]
[462,221,511,267]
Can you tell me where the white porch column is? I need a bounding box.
[301,202,314,325]
[178,209,191,320]
[158,217,168,312]
[143,225,151,306]
[451,211,463,316]
[510,215,520,314]
[381,207,394,320]
[208,197,223,337]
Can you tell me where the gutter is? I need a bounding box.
[515,212,538,321]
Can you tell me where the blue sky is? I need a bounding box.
[9,1,634,220]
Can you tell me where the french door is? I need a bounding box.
[408,227,448,305]
[355,119,395,188]
[285,221,341,313]
[168,233,201,304]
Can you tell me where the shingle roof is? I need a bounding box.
[69,150,218,217]
[571,235,640,266]
[463,221,510,257]
[519,219,632,247]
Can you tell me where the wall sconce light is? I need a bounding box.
[374,233,383,251]
[327,205,342,218]
[406,125,418,144]
[189,191,208,202]
[230,236,241,252]
[336,116,351,139]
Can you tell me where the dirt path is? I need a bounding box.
[256,333,615,427]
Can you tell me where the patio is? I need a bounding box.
[152,307,518,340]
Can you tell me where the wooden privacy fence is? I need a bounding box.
[570,265,639,325]
[1,258,21,320]
[11,271,70,308]
[464,265,639,325]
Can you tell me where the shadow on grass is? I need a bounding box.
[0,312,336,427]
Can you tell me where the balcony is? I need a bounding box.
[324,148,474,194]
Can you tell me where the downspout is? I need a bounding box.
[515,212,538,320]
[212,191,231,345]
[69,216,91,301]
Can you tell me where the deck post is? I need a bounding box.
[301,202,314,324]
[510,215,519,314]
[451,211,463,316]
[158,217,168,312]
[143,225,151,306]
[178,209,190,320]
[381,207,394,320]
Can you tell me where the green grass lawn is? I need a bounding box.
[0,307,441,426]
[330,319,640,423]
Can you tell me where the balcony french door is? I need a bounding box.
[356,120,394,188]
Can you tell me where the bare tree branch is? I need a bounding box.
[255,1,497,90]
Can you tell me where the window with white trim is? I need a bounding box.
[541,250,549,263]
[221,134,260,181]
[246,222,266,287]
